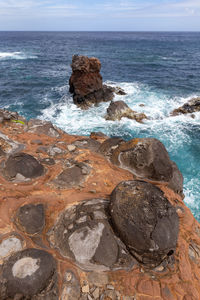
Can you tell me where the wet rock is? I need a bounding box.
[110,180,179,267]
[171,97,200,116]
[0,248,57,299]
[113,86,127,95]
[69,55,115,108]
[105,101,147,123]
[73,138,101,152]
[3,152,44,180]
[0,132,24,154]
[111,138,183,193]
[98,137,125,159]
[27,119,60,138]
[48,198,134,271]
[15,203,45,235]
[53,161,91,189]
[0,237,23,260]
[61,270,81,300]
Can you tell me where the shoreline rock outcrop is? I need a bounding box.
[0,109,200,299]
[171,97,200,116]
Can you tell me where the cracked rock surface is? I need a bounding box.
[110,180,179,267]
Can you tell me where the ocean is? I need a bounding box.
[0,31,200,221]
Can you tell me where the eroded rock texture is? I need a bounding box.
[0,109,199,299]
[48,198,134,272]
[111,137,183,194]
[105,100,147,122]
[69,55,115,108]
[110,180,179,267]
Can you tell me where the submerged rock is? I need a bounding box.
[171,97,200,116]
[69,55,115,108]
[110,180,179,267]
[3,152,44,180]
[105,100,147,122]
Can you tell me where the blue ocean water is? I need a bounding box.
[0,31,200,220]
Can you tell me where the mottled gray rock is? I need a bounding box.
[53,160,91,189]
[15,203,45,235]
[105,101,147,122]
[3,152,44,180]
[0,131,24,155]
[0,248,57,299]
[73,138,101,152]
[48,198,134,271]
[110,180,179,267]
[61,270,81,300]
[0,237,23,260]
[111,138,183,194]
[27,119,60,138]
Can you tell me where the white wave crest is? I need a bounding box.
[0,52,38,60]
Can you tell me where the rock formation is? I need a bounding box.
[69,55,114,108]
[105,100,148,122]
[108,137,183,195]
[0,109,200,299]
[171,97,200,116]
[69,55,126,109]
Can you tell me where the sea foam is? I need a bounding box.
[0,52,37,60]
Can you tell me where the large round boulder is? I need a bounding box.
[0,248,57,299]
[110,180,179,267]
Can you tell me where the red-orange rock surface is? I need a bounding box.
[0,115,200,299]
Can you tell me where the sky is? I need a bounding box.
[0,0,200,31]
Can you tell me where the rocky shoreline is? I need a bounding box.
[0,108,200,299]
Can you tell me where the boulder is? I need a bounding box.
[105,101,147,122]
[69,55,115,108]
[111,138,183,194]
[0,248,57,299]
[110,180,179,267]
[48,198,134,271]
[171,97,200,116]
[3,152,44,180]
[15,204,45,235]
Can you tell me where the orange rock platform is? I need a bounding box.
[0,117,200,300]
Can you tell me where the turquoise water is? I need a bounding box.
[0,31,200,220]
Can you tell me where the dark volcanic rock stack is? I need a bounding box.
[69,55,115,108]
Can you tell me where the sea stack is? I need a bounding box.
[69,55,115,108]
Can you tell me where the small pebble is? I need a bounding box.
[67,145,76,152]
[82,285,90,293]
